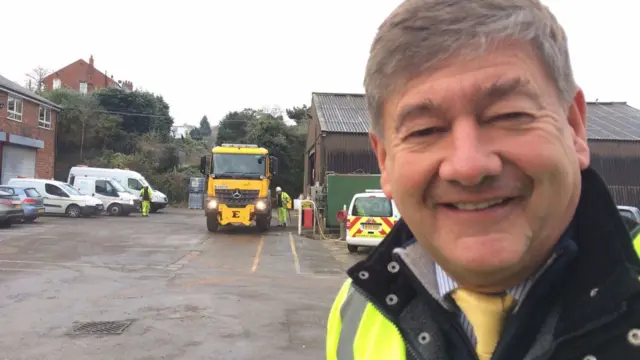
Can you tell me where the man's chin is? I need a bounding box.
[445,235,528,272]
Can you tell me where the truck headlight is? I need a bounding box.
[207,199,218,209]
[129,199,134,205]
[256,199,266,210]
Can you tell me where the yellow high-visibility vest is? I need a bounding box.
[326,278,407,360]
[633,232,640,259]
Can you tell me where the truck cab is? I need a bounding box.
[70,175,138,216]
[200,143,278,232]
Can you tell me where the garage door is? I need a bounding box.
[1,144,36,184]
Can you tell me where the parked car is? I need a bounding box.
[7,178,104,218]
[0,190,24,227]
[618,205,640,222]
[0,185,45,223]
[345,189,401,253]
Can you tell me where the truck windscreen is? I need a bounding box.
[212,154,266,178]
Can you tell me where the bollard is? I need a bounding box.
[336,208,348,241]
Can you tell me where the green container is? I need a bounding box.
[326,174,382,228]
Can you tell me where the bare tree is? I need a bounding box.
[25,66,51,94]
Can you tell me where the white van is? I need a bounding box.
[67,166,168,213]
[69,175,139,216]
[7,178,104,218]
[345,189,401,253]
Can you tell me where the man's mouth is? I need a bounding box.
[440,197,516,211]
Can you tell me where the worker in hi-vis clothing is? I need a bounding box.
[139,185,153,217]
[631,224,640,258]
[275,186,290,227]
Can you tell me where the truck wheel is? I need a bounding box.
[150,206,159,213]
[347,245,358,253]
[206,214,219,232]
[107,204,123,216]
[256,217,269,232]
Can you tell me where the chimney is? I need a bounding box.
[123,80,134,91]
[89,55,94,67]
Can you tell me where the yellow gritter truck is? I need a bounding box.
[199,143,278,232]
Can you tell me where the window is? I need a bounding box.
[61,183,82,196]
[212,154,266,178]
[79,81,88,94]
[0,187,15,195]
[620,209,634,219]
[53,78,61,89]
[351,197,393,217]
[128,178,143,190]
[24,188,41,198]
[7,96,23,121]
[95,180,107,193]
[96,180,117,196]
[45,184,69,197]
[110,180,126,192]
[39,107,52,129]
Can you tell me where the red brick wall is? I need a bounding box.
[43,59,118,94]
[0,90,57,179]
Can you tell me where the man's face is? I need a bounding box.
[370,42,590,290]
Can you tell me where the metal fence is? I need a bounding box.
[188,177,206,209]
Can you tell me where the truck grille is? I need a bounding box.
[215,189,260,208]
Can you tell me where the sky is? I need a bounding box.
[1,0,639,127]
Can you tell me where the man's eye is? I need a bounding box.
[409,127,446,137]
[491,112,532,122]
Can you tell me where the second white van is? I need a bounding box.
[7,178,104,218]
[69,175,139,216]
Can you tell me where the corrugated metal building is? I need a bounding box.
[305,93,378,193]
[304,93,640,207]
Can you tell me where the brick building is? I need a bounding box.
[0,74,61,183]
[42,55,133,95]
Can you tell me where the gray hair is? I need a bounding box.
[364,0,577,136]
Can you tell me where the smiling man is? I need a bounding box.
[326,1,640,360]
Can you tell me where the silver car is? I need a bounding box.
[0,190,25,228]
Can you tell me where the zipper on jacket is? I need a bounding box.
[351,284,422,360]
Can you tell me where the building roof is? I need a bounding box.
[313,92,370,133]
[0,74,61,110]
[312,92,640,141]
[585,102,640,140]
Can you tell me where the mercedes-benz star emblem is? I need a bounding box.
[232,190,241,199]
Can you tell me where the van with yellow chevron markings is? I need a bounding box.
[345,189,401,253]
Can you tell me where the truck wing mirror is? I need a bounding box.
[270,156,278,176]
[200,156,207,175]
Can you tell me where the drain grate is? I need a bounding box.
[68,320,133,335]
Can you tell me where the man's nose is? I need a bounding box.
[438,120,502,186]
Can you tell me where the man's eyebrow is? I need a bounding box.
[476,77,542,109]
[395,98,444,133]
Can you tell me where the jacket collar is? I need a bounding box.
[346,167,640,330]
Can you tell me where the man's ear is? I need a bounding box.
[567,88,589,169]
[369,131,392,199]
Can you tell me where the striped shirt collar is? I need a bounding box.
[434,238,567,305]
[435,263,537,302]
